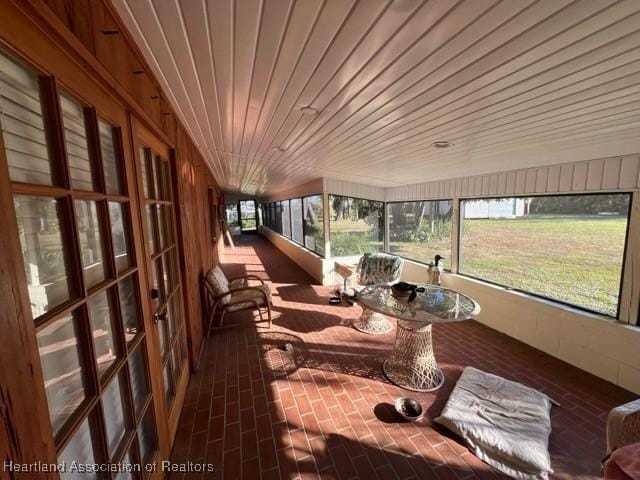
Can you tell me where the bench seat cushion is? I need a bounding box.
[228,284,271,312]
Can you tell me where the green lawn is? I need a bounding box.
[388,237,451,269]
[459,215,627,316]
[330,219,383,256]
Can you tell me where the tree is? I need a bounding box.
[530,194,629,215]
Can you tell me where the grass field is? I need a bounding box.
[459,215,627,316]
[330,218,383,256]
[389,237,452,269]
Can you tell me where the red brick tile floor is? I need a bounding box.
[169,235,635,480]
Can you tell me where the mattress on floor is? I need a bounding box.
[435,367,553,480]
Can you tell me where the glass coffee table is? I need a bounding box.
[358,284,480,392]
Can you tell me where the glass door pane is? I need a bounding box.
[239,199,257,232]
[225,203,240,236]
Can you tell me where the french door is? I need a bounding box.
[0,47,166,478]
[0,36,192,477]
[133,120,189,443]
[239,199,257,232]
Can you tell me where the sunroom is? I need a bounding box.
[1,1,639,480]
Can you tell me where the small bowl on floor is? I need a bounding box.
[394,397,423,422]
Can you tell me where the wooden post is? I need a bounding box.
[619,193,640,325]
[450,198,461,273]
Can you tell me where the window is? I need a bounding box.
[290,198,303,244]
[14,195,73,317]
[268,203,275,230]
[75,199,107,289]
[99,119,123,195]
[329,195,384,257]
[388,200,453,269]
[275,202,283,234]
[109,202,132,272]
[225,204,238,228]
[303,195,324,256]
[60,93,94,191]
[207,188,217,244]
[281,199,291,238]
[263,197,320,253]
[264,203,270,230]
[0,50,54,185]
[459,193,631,316]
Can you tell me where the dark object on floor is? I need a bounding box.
[394,397,423,421]
[329,296,341,304]
[279,343,294,352]
[373,403,404,423]
[341,291,356,305]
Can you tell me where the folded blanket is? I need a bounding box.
[435,367,553,479]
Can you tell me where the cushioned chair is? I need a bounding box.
[352,252,403,335]
[607,399,640,453]
[604,399,640,479]
[204,266,272,331]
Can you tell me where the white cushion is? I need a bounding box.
[206,266,230,305]
[228,284,271,312]
[435,367,553,480]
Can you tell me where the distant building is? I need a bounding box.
[463,198,527,219]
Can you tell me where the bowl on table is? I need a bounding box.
[391,282,414,300]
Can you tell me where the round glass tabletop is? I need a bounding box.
[357,284,480,324]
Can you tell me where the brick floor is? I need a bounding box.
[169,235,635,480]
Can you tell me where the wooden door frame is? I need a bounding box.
[169,148,201,371]
[130,117,190,447]
[0,98,59,478]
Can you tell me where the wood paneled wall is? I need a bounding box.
[173,126,222,368]
[262,178,324,202]
[385,155,640,201]
[20,0,223,367]
[324,178,386,202]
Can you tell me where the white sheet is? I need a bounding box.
[435,367,553,480]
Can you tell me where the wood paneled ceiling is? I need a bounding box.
[112,0,640,196]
